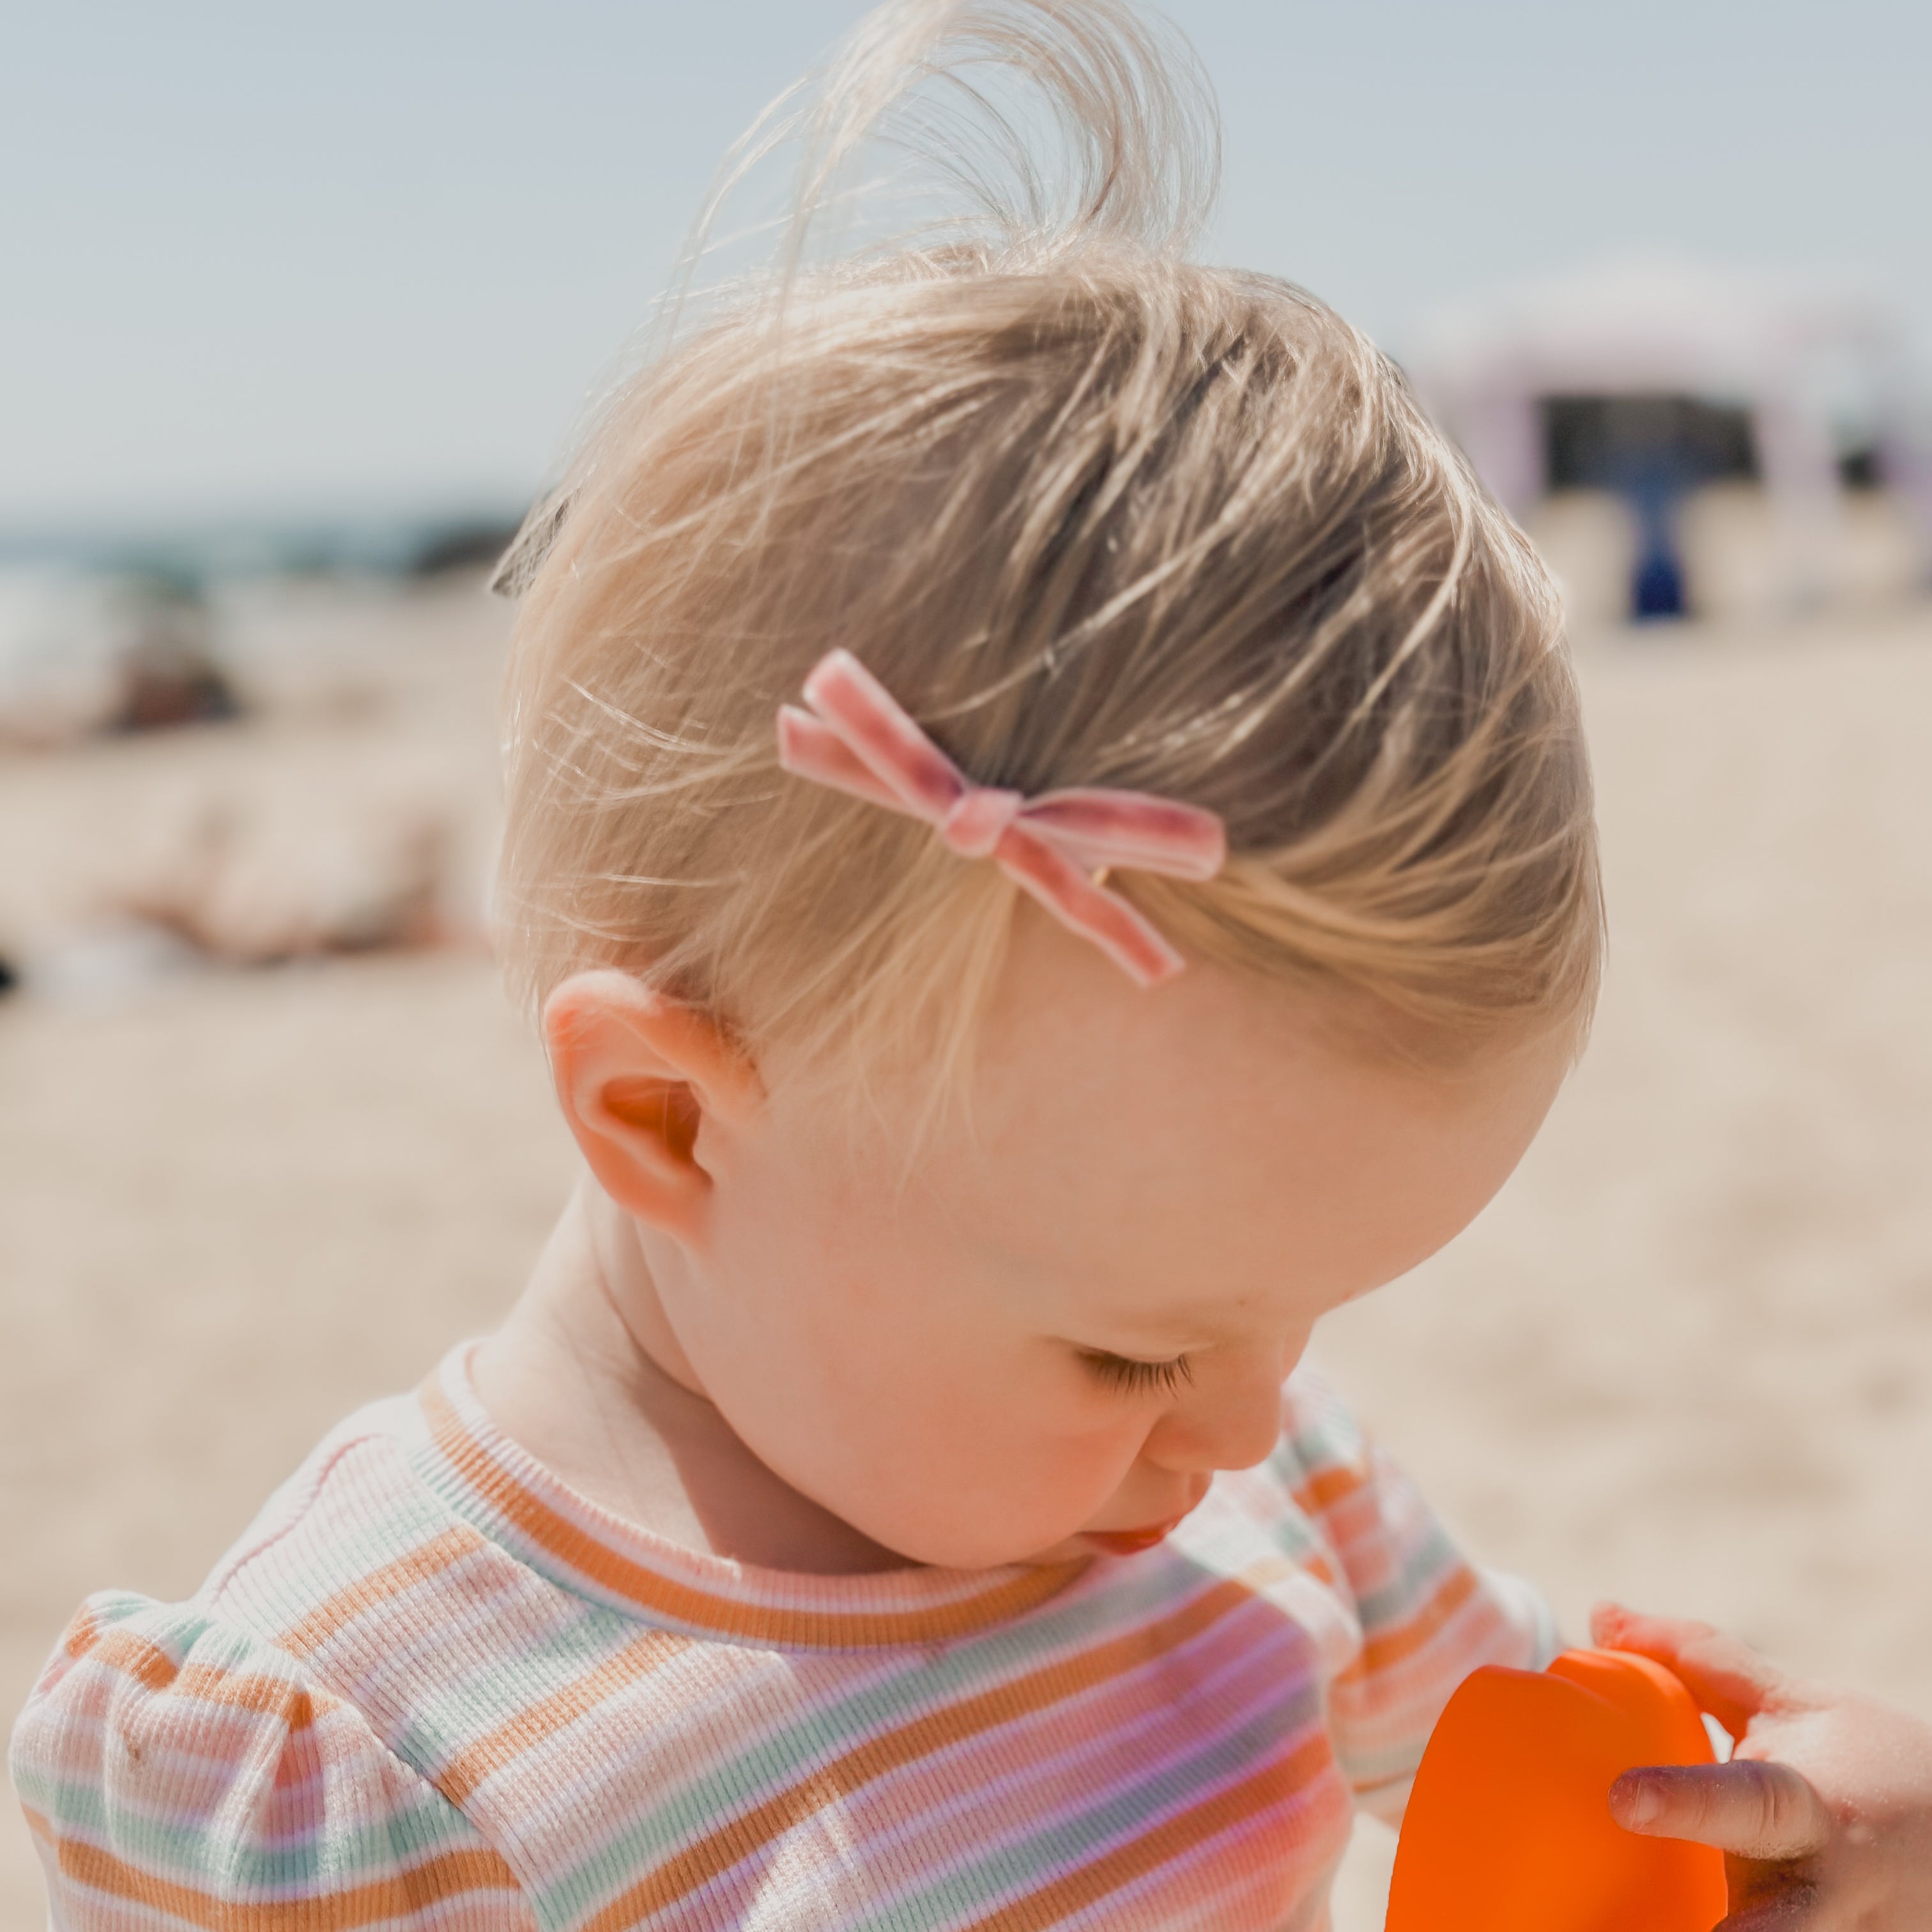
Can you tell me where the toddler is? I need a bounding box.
[13,3,1929,1928]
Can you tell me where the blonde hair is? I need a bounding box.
[496,0,1602,1085]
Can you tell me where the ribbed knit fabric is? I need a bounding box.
[11,1347,1555,1931]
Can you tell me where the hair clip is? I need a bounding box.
[778,650,1225,987]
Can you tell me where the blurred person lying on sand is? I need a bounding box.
[11,4,1929,1928]
[113,789,452,965]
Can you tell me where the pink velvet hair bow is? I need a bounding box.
[777,650,1226,988]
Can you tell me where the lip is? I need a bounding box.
[1084,1517,1184,1556]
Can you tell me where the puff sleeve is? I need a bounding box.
[9,1591,534,1930]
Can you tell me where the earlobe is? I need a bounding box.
[542,970,759,1241]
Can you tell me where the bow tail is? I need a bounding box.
[993,824,1188,990]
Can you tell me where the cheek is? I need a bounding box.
[683,1128,951,1415]
[681,1213,1149,1561]
[819,1371,1147,1566]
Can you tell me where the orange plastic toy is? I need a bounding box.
[1384,1648,1730,1932]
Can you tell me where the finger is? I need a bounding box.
[1591,1603,1800,1735]
[1609,1761,1832,1860]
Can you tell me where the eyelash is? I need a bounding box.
[1079,1351,1193,1397]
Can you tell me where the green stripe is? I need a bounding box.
[21,1770,480,1893]
[539,1566,1295,1927]
[839,1680,1326,1932]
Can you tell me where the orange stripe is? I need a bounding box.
[1291,1462,1372,1519]
[91,1626,181,1696]
[958,1730,1333,1932]
[82,1627,344,1730]
[63,1603,104,1661]
[421,1379,1084,1648]
[435,1626,690,1807]
[43,1829,520,1930]
[579,1575,1266,1932]
[277,1524,487,1658]
[1340,1563,1483,1682]
[1236,1540,1338,1595]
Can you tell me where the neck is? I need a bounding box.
[470,1180,914,1576]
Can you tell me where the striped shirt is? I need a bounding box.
[11,1346,1554,1931]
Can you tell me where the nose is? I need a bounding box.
[1142,1349,1292,1475]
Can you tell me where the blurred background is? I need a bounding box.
[4,3,1930,1926]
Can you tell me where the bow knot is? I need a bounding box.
[939,787,1025,859]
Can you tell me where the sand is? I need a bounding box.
[3,578,1929,1929]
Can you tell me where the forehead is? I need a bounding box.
[901,912,1569,1334]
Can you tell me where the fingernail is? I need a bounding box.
[1612,1775,1660,1827]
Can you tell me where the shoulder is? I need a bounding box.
[1176,1365,1554,1686]
[1216,1362,1460,1582]
[9,1379,562,1927]
[1259,1366,1552,1657]
[10,1590,532,1929]
[1206,1366,1559,1818]
[197,1388,471,1618]
[1268,1363,1434,1582]
[1273,1363,1374,1500]
[1176,1363,1384,1584]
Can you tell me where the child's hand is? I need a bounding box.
[1591,1603,1932,1929]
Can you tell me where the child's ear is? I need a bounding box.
[542,970,762,1241]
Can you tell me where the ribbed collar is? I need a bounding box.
[410,1345,1090,1652]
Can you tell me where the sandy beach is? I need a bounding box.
[3,579,1929,1928]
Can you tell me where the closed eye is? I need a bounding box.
[1078,1350,1193,1397]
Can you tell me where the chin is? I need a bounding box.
[873,1519,1087,1572]
[1022,1533,1108,1566]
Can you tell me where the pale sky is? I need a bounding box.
[5,0,1928,531]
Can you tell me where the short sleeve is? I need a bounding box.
[9,1591,535,1931]
[1276,1372,1560,1825]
